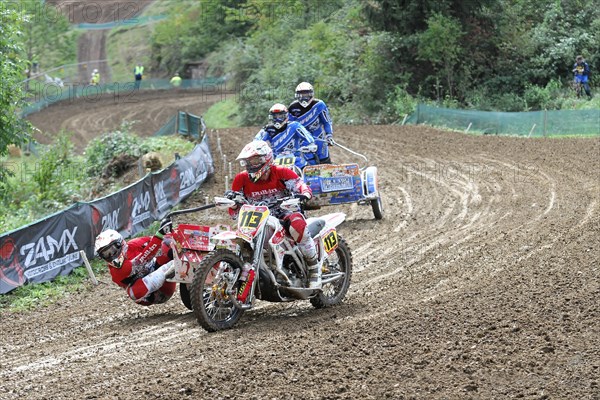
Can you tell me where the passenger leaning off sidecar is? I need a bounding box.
[94,219,175,306]
[226,140,322,289]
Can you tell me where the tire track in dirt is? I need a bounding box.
[5,100,599,399]
[26,90,229,152]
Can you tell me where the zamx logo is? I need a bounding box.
[132,191,152,225]
[154,180,168,210]
[180,167,197,197]
[20,227,78,268]
[102,208,121,231]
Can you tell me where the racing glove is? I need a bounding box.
[326,136,334,146]
[296,193,311,204]
[225,190,245,202]
[156,217,172,238]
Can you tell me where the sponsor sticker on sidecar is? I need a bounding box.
[175,224,230,252]
[304,164,363,204]
[320,176,354,192]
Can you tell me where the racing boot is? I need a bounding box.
[306,254,322,289]
[298,237,322,289]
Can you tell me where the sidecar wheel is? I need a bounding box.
[190,249,245,332]
[179,283,192,310]
[371,195,384,220]
[311,236,352,309]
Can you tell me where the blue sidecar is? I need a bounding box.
[273,140,383,220]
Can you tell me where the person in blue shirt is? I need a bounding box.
[254,103,317,171]
[288,82,334,164]
[572,55,592,99]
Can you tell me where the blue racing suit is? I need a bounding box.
[573,61,592,98]
[254,121,316,170]
[288,99,333,163]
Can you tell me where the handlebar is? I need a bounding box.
[217,193,303,211]
[330,138,369,164]
[165,203,216,218]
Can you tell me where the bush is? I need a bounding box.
[84,122,149,178]
[33,132,77,200]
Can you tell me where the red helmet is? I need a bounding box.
[268,103,288,129]
[95,229,126,267]
[295,82,314,108]
[236,141,273,182]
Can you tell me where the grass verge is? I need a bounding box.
[203,98,242,129]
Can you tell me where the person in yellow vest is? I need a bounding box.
[90,69,100,86]
[134,63,144,89]
[170,72,182,87]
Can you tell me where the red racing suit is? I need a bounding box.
[230,165,313,243]
[108,235,175,306]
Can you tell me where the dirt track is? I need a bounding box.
[46,0,155,83]
[4,90,600,399]
[26,89,228,151]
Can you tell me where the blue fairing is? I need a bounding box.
[363,166,378,196]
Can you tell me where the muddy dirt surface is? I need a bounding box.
[26,89,229,152]
[5,92,600,399]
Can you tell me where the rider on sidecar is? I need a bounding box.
[254,103,318,172]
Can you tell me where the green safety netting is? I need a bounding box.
[75,15,166,30]
[154,111,206,139]
[407,104,600,136]
[19,78,226,117]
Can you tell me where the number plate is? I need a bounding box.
[320,176,354,192]
[322,229,339,254]
[238,205,269,236]
[274,156,295,166]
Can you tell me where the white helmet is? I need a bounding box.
[268,103,288,129]
[95,229,125,267]
[93,69,98,73]
[236,140,274,182]
[295,82,314,108]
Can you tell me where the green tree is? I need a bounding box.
[418,13,464,99]
[0,6,30,181]
[151,0,253,74]
[20,0,77,78]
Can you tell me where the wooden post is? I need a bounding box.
[80,250,98,285]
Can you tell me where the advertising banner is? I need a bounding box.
[0,204,92,294]
[89,177,155,240]
[150,165,180,220]
[0,130,215,294]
